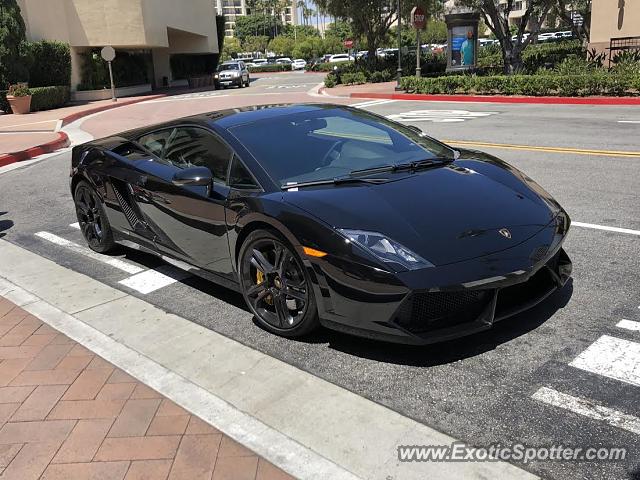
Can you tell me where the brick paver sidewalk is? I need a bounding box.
[0,296,295,480]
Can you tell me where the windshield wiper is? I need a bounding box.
[350,156,453,177]
[282,176,388,190]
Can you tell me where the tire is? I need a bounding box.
[239,230,319,338]
[74,180,116,254]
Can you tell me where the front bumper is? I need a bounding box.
[312,215,572,344]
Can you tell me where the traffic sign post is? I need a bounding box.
[101,46,117,102]
[411,7,426,78]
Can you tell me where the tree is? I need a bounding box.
[0,0,28,85]
[551,0,591,46]
[325,19,354,42]
[456,0,556,74]
[316,0,431,60]
[281,24,320,38]
[235,13,282,42]
[242,35,270,54]
[222,37,242,60]
[268,35,295,56]
[292,36,324,59]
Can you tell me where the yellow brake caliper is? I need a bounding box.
[256,269,273,304]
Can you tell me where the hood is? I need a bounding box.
[283,159,559,267]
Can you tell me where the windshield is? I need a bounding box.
[229,107,455,186]
[218,64,239,71]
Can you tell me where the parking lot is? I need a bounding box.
[1,73,639,479]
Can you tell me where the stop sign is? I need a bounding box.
[411,6,426,30]
[343,39,354,49]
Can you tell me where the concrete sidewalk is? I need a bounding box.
[0,294,294,480]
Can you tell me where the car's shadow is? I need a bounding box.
[116,247,573,367]
[0,212,13,239]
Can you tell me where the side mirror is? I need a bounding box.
[172,167,213,188]
[407,125,422,134]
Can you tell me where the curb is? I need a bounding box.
[0,93,167,167]
[0,131,70,167]
[349,91,640,105]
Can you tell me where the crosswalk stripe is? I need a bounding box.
[118,265,190,294]
[34,231,143,275]
[532,386,640,435]
[351,99,397,108]
[569,335,640,387]
[617,319,640,332]
[69,222,79,230]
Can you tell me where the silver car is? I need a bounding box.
[214,61,250,89]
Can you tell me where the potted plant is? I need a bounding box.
[6,84,32,114]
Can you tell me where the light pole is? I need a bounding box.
[395,0,403,90]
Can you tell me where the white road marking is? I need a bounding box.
[34,231,143,275]
[387,109,498,123]
[572,221,640,236]
[69,222,80,230]
[617,319,640,332]
[532,386,640,435]
[618,120,640,124]
[569,335,640,387]
[118,265,190,294]
[351,99,397,108]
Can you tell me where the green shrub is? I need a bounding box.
[0,91,8,112]
[30,86,69,111]
[311,61,353,72]
[247,63,290,73]
[324,73,338,88]
[8,84,31,96]
[369,70,393,83]
[477,40,584,74]
[80,49,153,89]
[402,72,640,97]
[25,41,71,87]
[340,72,367,85]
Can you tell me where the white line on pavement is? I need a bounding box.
[569,335,640,387]
[618,120,640,124]
[532,386,640,435]
[572,222,640,236]
[617,319,640,332]
[34,231,143,275]
[118,264,190,294]
[69,222,80,230]
[351,99,397,108]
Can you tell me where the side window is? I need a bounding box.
[137,129,173,159]
[228,155,259,190]
[163,127,232,183]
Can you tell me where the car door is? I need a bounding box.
[135,125,234,276]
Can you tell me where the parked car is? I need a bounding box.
[292,59,307,70]
[328,54,354,63]
[252,58,268,66]
[214,61,250,89]
[537,32,555,42]
[70,103,572,344]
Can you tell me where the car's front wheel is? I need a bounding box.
[74,180,115,253]
[239,230,319,337]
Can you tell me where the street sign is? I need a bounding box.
[411,6,426,30]
[100,46,117,102]
[100,46,116,62]
[343,39,354,49]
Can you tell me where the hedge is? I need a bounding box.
[247,64,291,73]
[477,40,584,73]
[26,41,71,87]
[30,86,70,111]
[400,73,640,97]
[311,61,353,72]
[0,91,8,113]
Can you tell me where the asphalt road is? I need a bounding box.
[1,74,639,480]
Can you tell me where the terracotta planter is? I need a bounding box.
[7,95,32,114]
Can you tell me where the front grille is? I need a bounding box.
[395,290,490,333]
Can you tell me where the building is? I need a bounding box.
[589,0,640,56]
[214,0,299,37]
[17,0,219,92]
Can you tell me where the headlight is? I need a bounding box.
[338,229,434,271]
[214,73,219,79]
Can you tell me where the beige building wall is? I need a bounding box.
[589,0,640,53]
[18,0,219,90]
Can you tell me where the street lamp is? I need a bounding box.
[395,0,403,90]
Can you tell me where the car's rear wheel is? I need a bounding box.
[74,181,115,253]
[239,230,319,337]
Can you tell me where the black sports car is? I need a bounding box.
[70,104,572,344]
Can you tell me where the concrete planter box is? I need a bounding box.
[7,95,32,114]
[72,84,152,102]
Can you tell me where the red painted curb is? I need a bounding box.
[0,93,167,168]
[60,94,166,126]
[349,91,640,105]
[0,131,70,167]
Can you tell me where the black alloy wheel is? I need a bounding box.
[74,181,115,253]
[239,230,319,337]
